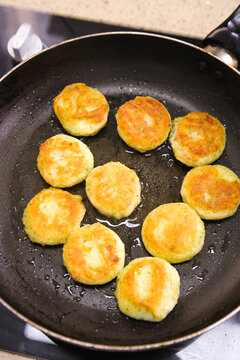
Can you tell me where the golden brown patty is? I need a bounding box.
[169,112,226,167]
[53,83,110,136]
[181,165,240,220]
[116,96,171,152]
[115,257,180,322]
[22,188,86,245]
[141,203,205,263]
[37,134,94,188]
[86,161,141,219]
[63,222,125,285]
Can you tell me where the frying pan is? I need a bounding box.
[0,8,240,352]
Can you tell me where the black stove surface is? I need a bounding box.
[0,5,239,360]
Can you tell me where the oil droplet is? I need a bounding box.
[52,279,60,291]
[27,258,35,266]
[107,304,118,311]
[130,237,143,258]
[208,244,215,254]
[167,158,174,168]
[192,259,201,270]
[66,285,78,296]
[95,287,115,299]
[80,289,86,297]
[63,272,71,280]
[111,312,120,324]
[161,153,169,159]
[132,237,142,247]
[187,286,194,294]
[96,217,140,228]
[196,269,208,281]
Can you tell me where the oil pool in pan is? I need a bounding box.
[21,84,239,321]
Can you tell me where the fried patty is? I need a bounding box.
[169,112,226,167]
[37,134,94,188]
[63,222,125,285]
[115,257,180,322]
[142,202,205,263]
[22,188,86,245]
[53,83,110,136]
[181,165,240,219]
[116,96,171,152]
[86,161,141,219]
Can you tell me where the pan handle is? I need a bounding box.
[203,5,240,68]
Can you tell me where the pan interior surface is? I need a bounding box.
[0,33,239,349]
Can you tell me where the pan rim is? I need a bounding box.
[0,296,239,351]
[0,30,239,351]
[0,30,239,86]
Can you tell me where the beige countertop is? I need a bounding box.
[0,0,239,39]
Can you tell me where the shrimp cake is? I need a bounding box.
[22,188,86,245]
[169,112,226,167]
[37,134,94,188]
[141,203,205,263]
[181,165,240,220]
[115,257,180,322]
[86,161,141,219]
[53,83,110,136]
[116,96,171,152]
[63,223,125,285]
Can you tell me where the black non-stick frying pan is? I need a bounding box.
[0,7,240,352]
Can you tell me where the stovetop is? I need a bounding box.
[0,5,239,360]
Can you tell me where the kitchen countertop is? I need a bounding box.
[0,0,239,39]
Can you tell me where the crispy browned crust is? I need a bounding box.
[181,165,240,219]
[116,96,171,152]
[141,203,205,263]
[63,223,125,285]
[169,112,226,166]
[37,134,94,188]
[86,161,141,219]
[22,188,86,245]
[53,83,109,136]
[115,257,180,321]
